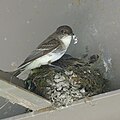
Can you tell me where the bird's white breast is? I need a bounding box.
[61,35,72,48]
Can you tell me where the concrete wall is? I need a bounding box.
[0,0,120,119]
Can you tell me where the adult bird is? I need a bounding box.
[13,25,78,77]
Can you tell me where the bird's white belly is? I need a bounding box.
[25,51,65,70]
[25,35,72,71]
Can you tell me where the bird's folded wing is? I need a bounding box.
[18,38,61,68]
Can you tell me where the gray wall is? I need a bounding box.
[0,0,120,88]
[0,0,120,119]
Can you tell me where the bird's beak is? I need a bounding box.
[72,34,78,44]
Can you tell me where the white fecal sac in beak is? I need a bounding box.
[73,35,78,44]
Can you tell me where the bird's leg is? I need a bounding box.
[49,63,64,71]
[48,60,64,72]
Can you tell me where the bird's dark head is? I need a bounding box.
[56,25,74,35]
[55,25,78,45]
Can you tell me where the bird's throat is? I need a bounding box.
[61,35,72,48]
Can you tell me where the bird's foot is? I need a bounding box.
[48,64,64,72]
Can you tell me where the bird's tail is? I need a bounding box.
[10,69,22,77]
[0,68,23,82]
[0,69,22,77]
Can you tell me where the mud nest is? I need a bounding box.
[25,54,109,107]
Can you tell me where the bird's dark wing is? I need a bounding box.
[18,37,61,68]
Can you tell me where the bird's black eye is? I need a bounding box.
[61,29,67,34]
[61,29,65,33]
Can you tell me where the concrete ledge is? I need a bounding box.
[7,89,120,120]
[0,80,51,111]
